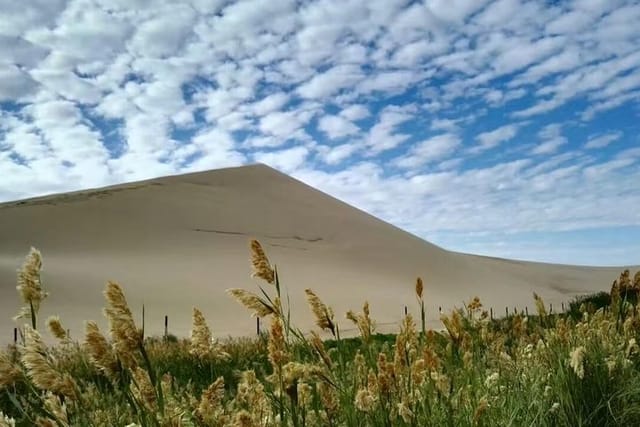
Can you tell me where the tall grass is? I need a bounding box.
[1,242,639,426]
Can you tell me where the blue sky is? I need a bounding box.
[1,0,639,266]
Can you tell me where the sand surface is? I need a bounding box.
[1,164,636,344]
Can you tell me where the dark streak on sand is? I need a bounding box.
[192,228,323,243]
[0,183,164,209]
[268,243,309,251]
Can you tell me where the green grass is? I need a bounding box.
[2,246,639,427]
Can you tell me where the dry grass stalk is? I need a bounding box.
[569,346,586,379]
[346,301,374,342]
[0,412,15,427]
[83,321,120,382]
[250,239,275,284]
[20,326,77,399]
[14,247,48,326]
[533,292,547,317]
[46,316,69,344]
[43,392,69,426]
[196,376,227,424]
[226,288,277,318]
[131,367,157,412]
[103,281,141,370]
[310,331,333,368]
[0,350,22,390]
[190,308,212,358]
[304,289,336,336]
[267,317,288,375]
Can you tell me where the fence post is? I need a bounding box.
[14,327,17,345]
[256,317,261,335]
[164,315,168,338]
[549,303,553,314]
[404,306,408,316]
[490,307,493,320]
[561,302,565,312]
[506,307,509,317]
[142,304,145,339]
[525,307,528,317]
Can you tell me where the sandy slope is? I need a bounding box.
[0,164,635,344]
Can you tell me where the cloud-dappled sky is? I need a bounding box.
[1,0,639,266]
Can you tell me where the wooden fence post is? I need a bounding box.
[256,317,261,335]
[164,315,168,338]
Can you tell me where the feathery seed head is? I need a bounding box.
[533,292,547,317]
[305,289,336,335]
[346,302,374,342]
[268,317,288,372]
[250,239,275,284]
[131,367,157,412]
[473,396,489,425]
[227,288,277,317]
[310,331,332,368]
[415,277,423,300]
[0,350,22,390]
[103,281,140,369]
[0,412,15,427]
[397,401,414,423]
[190,307,213,358]
[20,326,78,399]
[196,376,226,424]
[354,388,376,412]
[569,346,586,379]
[15,247,48,324]
[317,381,339,416]
[43,392,69,425]
[83,321,120,381]
[46,316,69,344]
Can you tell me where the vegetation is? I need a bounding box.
[1,242,640,426]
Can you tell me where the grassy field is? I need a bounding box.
[1,241,640,426]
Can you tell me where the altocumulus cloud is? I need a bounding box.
[0,0,639,265]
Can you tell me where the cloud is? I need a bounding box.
[297,64,364,99]
[357,70,420,95]
[474,124,519,152]
[317,114,359,139]
[253,146,309,173]
[585,131,623,149]
[395,133,461,169]
[339,104,370,121]
[0,66,39,101]
[365,104,417,154]
[181,127,246,171]
[247,92,290,116]
[128,5,195,58]
[1,0,640,265]
[532,124,567,155]
[316,142,361,165]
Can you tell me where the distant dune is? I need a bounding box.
[0,164,635,343]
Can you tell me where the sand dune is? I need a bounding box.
[0,164,635,343]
